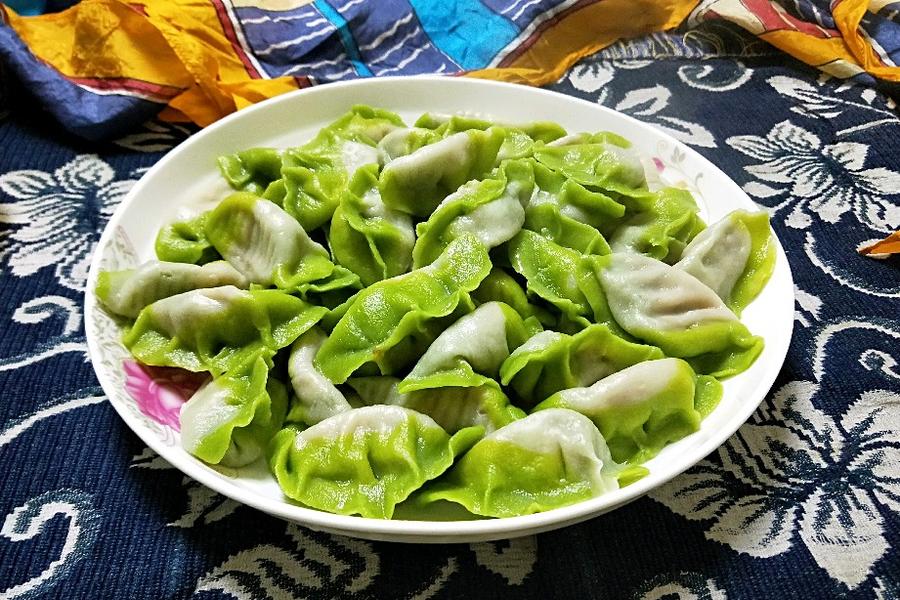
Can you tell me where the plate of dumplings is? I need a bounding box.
[86,76,794,543]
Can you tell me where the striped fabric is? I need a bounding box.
[0,0,897,140]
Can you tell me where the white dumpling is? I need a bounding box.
[287,328,352,426]
[549,358,685,412]
[599,252,737,333]
[97,260,249,318]
[444,190,525,257]
[675,214,753,301]
[150,285,248,336]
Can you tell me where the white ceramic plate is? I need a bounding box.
[85,76,794,543]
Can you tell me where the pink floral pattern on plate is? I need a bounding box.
[123,360,209,431]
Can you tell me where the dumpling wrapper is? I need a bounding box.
[499,323,665,407]
[675,209,775,314]
[418,408,623,518]
[268,406,481,519]
[595,252,764,377]
[96,260,248,319]
[180,355,288,467]
[124,285,327,376]
[534,358,721,463]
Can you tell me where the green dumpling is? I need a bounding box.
[155,212,219,265]
[205,192,359,293]
[279,105,405,230]
[507,230,615,329]
[675,209,775,314]
[329,164,415,286]
[471,267,554,326]
[124,286,327,376]
[419,408,622,518]
[268,406,478,519]
[593,252,764,377]
[314,234,492,383]
[348,376,523,434]
[533,133,647,195]
[607,187,706,263]
[96,260,248,319]
[218,147,283,196]
[398,301,537,393]
[499,323,665,407]
[379,127,505,217]
[412,159,532,269]
[180,356,288,467]
[534,358,720,463]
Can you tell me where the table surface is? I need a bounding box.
[1,21,898,600]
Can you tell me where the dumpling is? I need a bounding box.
[278,105,405,230]
[675,209,775,314]
[507,230,615,330]
[379,128,505,217]
[412,159,531,268]
[376,127,440,165]
[499,323,665,407]
[595,252,764,377]
[418,408,622,517]
[268,406,479,518]
[155,212,219,265]
[533,132,647,194]
[180,356,287,467]
[124,286,327,375]
[524,162,625,255]
[348,376,524,434]
[217,147,283,196]
[608,187,706,263]
[96,260,248,318]
[205,192,358,292]
[471,267,554,327]
[398,301,537,393]
[534,358,721,463]
[285,328,352,427]
[314,234,491,383]
[329,164,415,286]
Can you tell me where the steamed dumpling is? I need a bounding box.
[595,252,764,377]
[278,105,405,230]
[499,324,665,407]
[607,187,706,263]
[418,408,622,517]
[533,132,647,194]
[155,212,219,265]
[379,128,505,216]
[412,159,531,268]
[180,356,287,467]
[205,192,357,292]
[96,260,248,318]
[534,358,721,463]
[329,164,415,286]
[675,209,775,314]
[398,301,536,393]
[314,234,491,383]
[124,286,327,375]
[285,328,352,427]
[268,406,478,518]
[348,376,523,434]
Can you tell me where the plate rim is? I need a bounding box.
[85,75,795,542]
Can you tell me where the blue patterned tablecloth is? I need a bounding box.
[1,22,898,600]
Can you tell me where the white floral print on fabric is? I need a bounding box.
[566,61,716,147]
[633,571,727,600]
[0,155,137,291]
[727,121,900,232]
[649,380,900,589]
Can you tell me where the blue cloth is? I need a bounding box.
[1,22,898,599]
